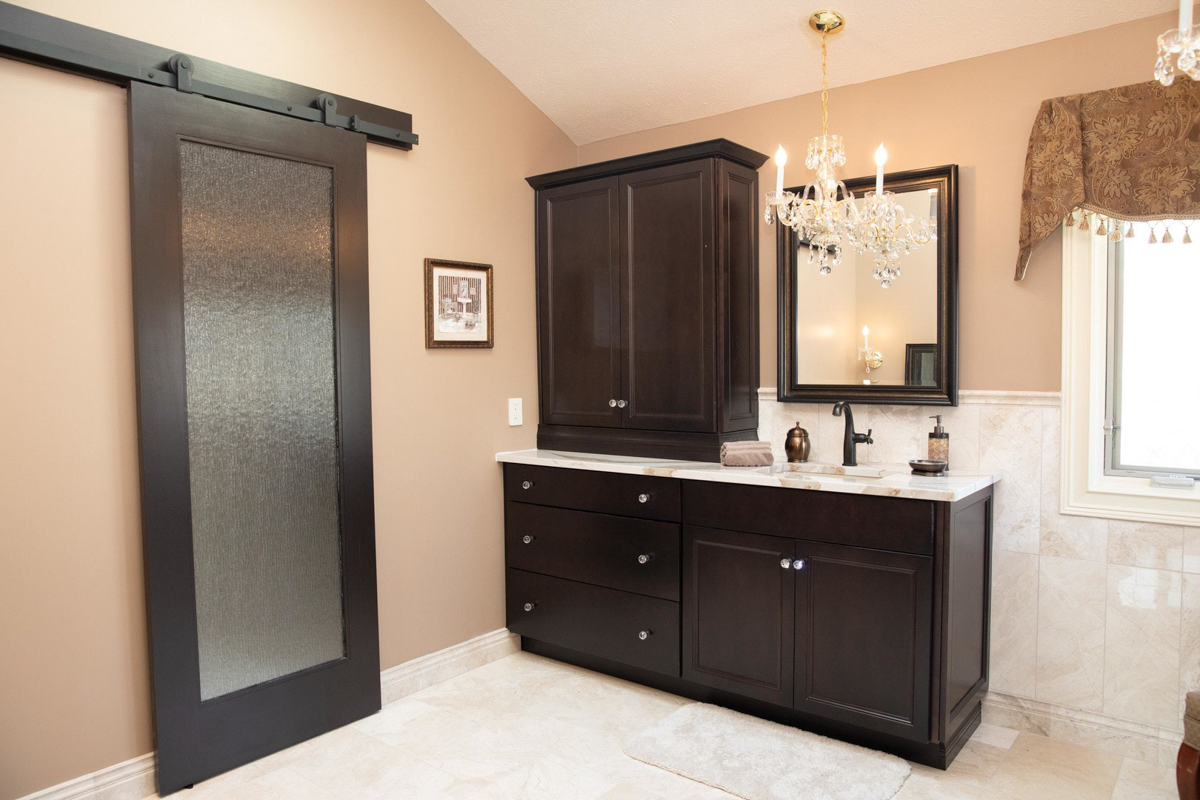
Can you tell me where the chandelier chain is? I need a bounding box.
[820,32,829,138]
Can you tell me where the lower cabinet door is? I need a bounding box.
[794,541,933,741]
[506,568,680,676]
[682,525,795,706]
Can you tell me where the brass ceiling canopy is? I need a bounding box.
[808,10,845,35]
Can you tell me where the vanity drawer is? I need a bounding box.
[506,568,680,676]
[506,503,679,600]
[504,463,681,522]
[682,481,934,555]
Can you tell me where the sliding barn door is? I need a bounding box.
[129,82,379,794]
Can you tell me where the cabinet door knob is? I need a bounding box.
[617,399,627,408]
[523,602,536,612]
[638,630,651,641]
[793,559,805,570]
[609,399,617,408]
[637,553,651,564]
[521,480,533,490]
[638,493,650,504]
[780,558,792,569]
[522,535,534,544]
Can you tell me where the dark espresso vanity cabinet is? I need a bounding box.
[502,461,994,768]
[526,140,768,461]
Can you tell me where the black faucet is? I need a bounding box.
[832,401,873,467]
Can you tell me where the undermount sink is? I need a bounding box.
[779,462,888,479]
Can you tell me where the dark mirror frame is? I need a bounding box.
[777,163,959,405]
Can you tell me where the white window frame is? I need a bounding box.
[1061,223,1200,525]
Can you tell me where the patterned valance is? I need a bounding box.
[1016,77,1200,280]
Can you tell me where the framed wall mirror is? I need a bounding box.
[777,164,958,405]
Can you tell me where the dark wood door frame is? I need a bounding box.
[129,82,380,794]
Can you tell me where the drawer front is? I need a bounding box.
[682,480,934,555]
[504,463,681,522]
[506,503,680,601]
[506,568,680,676]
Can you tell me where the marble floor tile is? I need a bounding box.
[1035,555,1106,709]
[985,733,1122,800]
[969,722,1020,750]
[1104,566,1183,729]
[1116,755,1178,794]
[139,651,1156,800]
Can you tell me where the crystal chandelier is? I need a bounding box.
[1155,0,1198,85]
[766,10,935,287]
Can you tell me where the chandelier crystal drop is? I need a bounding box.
[1155,0,1199,85]
[766,10,934,287]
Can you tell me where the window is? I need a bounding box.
[1062,219,1200,526]
[1105,226,1200,479]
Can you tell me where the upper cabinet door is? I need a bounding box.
[793,541,933,742]
[620,162,716,432]
[538,177,622,427]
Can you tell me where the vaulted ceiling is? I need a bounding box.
[425,0,1176,145]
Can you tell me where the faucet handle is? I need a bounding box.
[865,428,873,444]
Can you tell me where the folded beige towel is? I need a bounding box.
[721,440,772,454]
[720,440,773,467]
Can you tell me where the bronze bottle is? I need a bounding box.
[785,422,811,463]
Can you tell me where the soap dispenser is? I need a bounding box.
[928,415,950,470]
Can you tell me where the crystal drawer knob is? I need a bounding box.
[523,602,536,612]
[521,480,533,490]
[638,493,650,504]
[522,535,534,544]
[617,400,627,408]
[609,399,617,408]
[637,554,651,564]
[638,630,651,641]
[781,558,792,569]
[793,559,805,570]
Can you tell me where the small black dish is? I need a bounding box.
[909,459,948,477]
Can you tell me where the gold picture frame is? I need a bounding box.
[424,258,494,349]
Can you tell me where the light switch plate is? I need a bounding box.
[507,398,523,426]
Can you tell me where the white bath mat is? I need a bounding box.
[623,702,911,800]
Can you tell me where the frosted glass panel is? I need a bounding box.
[179,141,344,701]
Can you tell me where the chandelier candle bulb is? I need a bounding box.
[874,144,887,195]
[1181,0,1193,37]
[775,145,787,196]
[862,326,870,349]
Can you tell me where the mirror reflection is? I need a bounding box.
[794,187,939,387]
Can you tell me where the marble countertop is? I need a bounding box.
[495,449,1000,503]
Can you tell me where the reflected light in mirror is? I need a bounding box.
[794,186,938,386]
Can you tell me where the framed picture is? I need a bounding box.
[424,258,494,348]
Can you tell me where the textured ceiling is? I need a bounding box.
[425,0,1176,145]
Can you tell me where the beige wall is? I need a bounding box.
[579,12,1179,393]
[0,0,574,796]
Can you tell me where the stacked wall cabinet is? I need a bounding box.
[526,140,768,462]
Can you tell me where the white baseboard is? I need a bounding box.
[17,753,155,800]
[17,629,520,800]
[983,690,1184,767]
[379,628,520,705]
